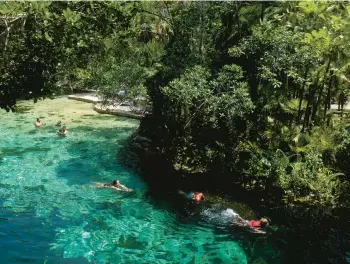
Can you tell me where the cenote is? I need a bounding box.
[0,98,348,264]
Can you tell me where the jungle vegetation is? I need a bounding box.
[2,1,350,210]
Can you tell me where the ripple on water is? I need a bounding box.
[0,98,250,264]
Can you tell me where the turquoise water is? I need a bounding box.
[0,98,278,263]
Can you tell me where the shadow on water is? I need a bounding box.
[90,200,124,220]
[117,138,350,264]
[13,105,32,113]
[115,143,279,262]
[54,125,137,187]
[0,146,51,159]
[70,125,136,139]
[71,120,83,123]
[55,156,101,186]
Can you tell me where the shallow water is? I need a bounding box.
[0,98,280,263]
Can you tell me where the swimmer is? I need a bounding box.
[235,215,270,234]
[34,118,45,128]
[188,192,205,203]
[55,121,62,127]
[57,126,68,136]
[94,180,133,192]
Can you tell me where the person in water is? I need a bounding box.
[34,118,45,128]
[246,218,269,228]
[188,192,205,202]
[94,180,133,192]
[235,215,270,233]
[57,126,68,136]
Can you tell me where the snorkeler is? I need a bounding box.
[57,126,68,136]
[188,192,205,202]
[34,118,45,128]
[94,180,133,192]
[247,218,269,228]
[178,190,205,203]
[235,215,270,234]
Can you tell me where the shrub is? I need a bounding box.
[336,132,350,178]
[272,150,345,206]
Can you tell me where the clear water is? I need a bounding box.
[0,98,279,263]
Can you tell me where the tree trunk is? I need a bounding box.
[323,72,333,123]
[235,2,242,37]
[199,1,204,63]
[311,60,331,124]
[261,2,266,21]
[296,69,309,123]
[301,86,313,133]
[341,100,344,118]
[339,90,345,118]
[3,19,11,57]
[294,86,298,99]
[302,74,320,133]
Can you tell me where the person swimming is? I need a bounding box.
[57,126,68,136]
[188,192,205,202]
[235,215,270,234]
[94,180,133,192]
[178,190,205,203]
[34,118,45,128]
[247,218,269,228]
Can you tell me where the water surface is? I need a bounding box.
[0,98,279,263]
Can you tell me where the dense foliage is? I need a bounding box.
[0,2,136,110]
[136,1,350,208]
[2,1,350,209]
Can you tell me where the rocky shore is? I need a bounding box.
[68,93,144,120]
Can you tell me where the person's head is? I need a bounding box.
[37,118,40,122]
[112,180,120,186]
[260,218,269,228]
[63,126,66,130]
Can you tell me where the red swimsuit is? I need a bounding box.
[194,193,204,202]
[248,220,262,228]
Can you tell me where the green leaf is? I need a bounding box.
[44,32,52,42]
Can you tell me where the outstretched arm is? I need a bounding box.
[249,228,266,234]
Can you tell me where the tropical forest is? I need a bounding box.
[1,1,350,263]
